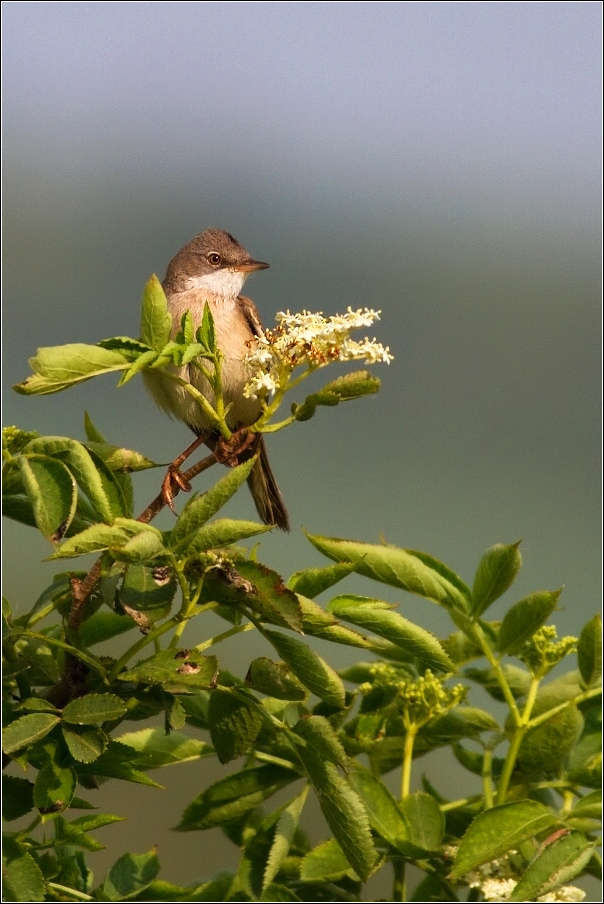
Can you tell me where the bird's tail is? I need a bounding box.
[246,435,290,531]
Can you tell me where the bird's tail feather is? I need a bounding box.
[246,435,290,531]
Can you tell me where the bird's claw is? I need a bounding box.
[213,429,257,467]
[161,465,192,514]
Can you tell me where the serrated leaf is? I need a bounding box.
[518,702,584,775]
[293,371,380,421]
[294,716,348,768]
[33,760,76,812]
[178,517,271,556]
[577,614,602,687]
[264,629,346,708]
[199,302,216,352]
[2,848,46,902]
[103,848,160,901]
[63,693,127,725]
[24,436,126,522]
[62,725,108,763]
[300,837,359,882]
[509,831,597,901]
[497,589,562,654]
[84,440,158,473]
[79,611,134,646]
[247,657,307,700]
[52,518,162,559]
[209,689,264,763]
[14,343,130,395]
[399,792,445,854]
[170,458,257,552]
[19,455,77,543]
[2,713,61,754]
[287,562,355,597]
[200,560,304,634]
[449,800,560,878]
[111,528,166,563]
[464,663,532,702]
[118,348,160,385]
[570,790,601,821]
[119,649,219,691]
[116,727,213,768]
[348,769,412,853]
[471,541,522,616]
[2,775,34,821]
[306,533,470,611]
[294,744,377,881]
[327,595,453,671]
[53,814,109,851]
[176,764,300,830]
[75,740,164,787]
[140,275,172,352]
[262,787,309,893]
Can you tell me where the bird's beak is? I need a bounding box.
[233,259,270,272]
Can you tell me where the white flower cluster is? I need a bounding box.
[464,856,586,903]
[244,307,393,400]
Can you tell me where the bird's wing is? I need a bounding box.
[238,295,265,339]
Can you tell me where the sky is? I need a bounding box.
[2,1,601,893]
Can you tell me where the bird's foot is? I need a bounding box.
[213,429,257,468]
[160,464,192,514]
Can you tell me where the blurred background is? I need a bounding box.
[3,1,601,896]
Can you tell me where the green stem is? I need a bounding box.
[401,725,417,799]
[392,857,406,902]
[482,747,494,809]
[26,632,107,680]
[497,676,540,804]
[470,622,522,725]
[194,621,255,652]
[46,882,94,901]
[107,618,177,682]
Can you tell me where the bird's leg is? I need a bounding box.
[161,432,210,512]
[212,428,258,468]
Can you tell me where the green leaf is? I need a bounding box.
[24,435,127,522]
[294,743,378,881]
[518,702,584,775]
[103,848,161,901]
[306,533,470,611]
[13,343,130,395]
[471,541,522,616]
[118,348,160,385]
[63,693,128,725]
[111,528,166,563]
[327,595,453,671]
[208,689,264,764]
[509,831,597,901]
[464,663,532,701]
[2,775,34,821]
[293,371,381,421]
[570,790,601,821]
[497,589,562,654]
[449,800,560,878]
[75,740,164,787]
[79,611,134,646]
[51,518,162,559]
[33,760,76,812]
[119,564,177,622]
[62,725,108,763]
[140,275,172,352]
[577,614,602,687]
[116,727,213,768]
[84,410,106,442]
[264,629,346,708]
[399,792,445,854]
[348,769,411,853]
[247,657,307,700]
[168,460,253,545]
[199,302,216,352]
[176,764,300,830]
[2,713,61,755]
[262,787,310,892]
[287,562,355,597]
[119,649,219,692]
[300,837,359,882]
[18,455,77,543]
[2,847,46,902]
[294,716,349,768]
[200,560,304,634]
[84,440,158,473]
[176,517,272,556]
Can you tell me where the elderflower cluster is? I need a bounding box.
[463,856,586,902]
[243,307,393,399]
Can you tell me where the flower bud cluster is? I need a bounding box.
[519,626,578,678]
[244,308,393,400]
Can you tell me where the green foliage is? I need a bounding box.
[3,283,600,901]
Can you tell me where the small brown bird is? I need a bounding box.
[143,228,289,531]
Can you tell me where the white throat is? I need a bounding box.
[185,269,247,297]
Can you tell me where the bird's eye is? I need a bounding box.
[207,253,222,267]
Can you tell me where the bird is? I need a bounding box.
[143,228,289,531]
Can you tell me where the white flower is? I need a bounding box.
[537,887,585,903]
[481,877,517,901]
